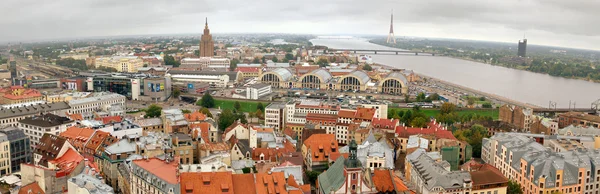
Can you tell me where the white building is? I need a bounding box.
[265,103,286,131]
[18,114,75,146]
[168,70,240,88]
[180,57,230,70]
[246,83,271,100]
[67,172,115,194]
[358,103,388,119]
[67,93,126,119]
[0,102,71,127]
[340,132,394,171]
[95,56,143,72]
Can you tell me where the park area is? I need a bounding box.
[390,108,499,120]
[214,99,263,113]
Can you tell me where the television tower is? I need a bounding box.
[386,10,396,44]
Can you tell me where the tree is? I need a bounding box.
[164,55,180,67]
[234,101,242,112]
[144,104,162,118]
[285,53,294,60]
[172,88,181,98]
[411,117,427,128]
[252,57,261,64]
[362,64,373,71]
[426,93,440,101]
[482,102,492,108]
[416,92,426,102]
[200,107,213,118]
[467,97,476,106]
[181,109,191,114]
[198,93,215,108]
[404,94,410,103]
[507,180,523,194]
[237,112,248,124]
[218,109,236,131]
[401,110,412,124]
[257,102,265,112]
[306,171,322,184]
[261,56,266,63]
[230,58,240,71]
[316,58,328,67]
[440,102,456,114]
[272,57,279,62]
[452,124,489,157]
[248,112,256,123]
[255,109,264,120]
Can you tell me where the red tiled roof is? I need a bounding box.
[338,107,376,121]
[306,113,338,123]
[18,182,45,194]
[328,152,348,162]
[395,120,456,140]
[303,134,338,162]
[232,174,257,194]
[393,175,415,194]
[51,148,84,178]
[95,116,122,124]
[236,67,260,73]
[133,157,179,184]
[190,122,211,141]
[373,169,395,192]
[180,172,234,194]
[60,126,94,151]
[372,118,399,129]
[0,86,42,100]
[255,171,288,194]
[184,112,207,122]
[84,131,116,155]
[338,110,355,118]
[65,112,84,121]
[469,164,508,187]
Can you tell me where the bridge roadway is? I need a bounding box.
[532,108,596,114]
[272,88,404,100]
[326,48,436,56]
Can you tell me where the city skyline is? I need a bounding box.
[2,0,600,50]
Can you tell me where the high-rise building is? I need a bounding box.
[517,39,527,57]
[199,18,215,57]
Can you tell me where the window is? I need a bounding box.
[352,173,356,180]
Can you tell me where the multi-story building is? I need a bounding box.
[306,113,338,135]
[530,116,559,135]
[86,76,141,100]
[244,83,271,100]
[95,56,143,72]
[482,132,600,194]
[134,117,164,133]
[98,138,137,191]
[265,102,286,131]
[67,171,115,194]
[317,140,376,194]
[168,69,241,88]
[558,111,600,128]
[0,127,31,174]
[59,126,95,153]
[171,133,194,164]
[18,113,75,145]
[0,86,42,105]
[140,77,172,101]
[199,19,215,57]
[67,92,126,119]
[302,134,339,171]
[0,102,70,127]
[406,148,472,194]
[499,104,534,131]
[130,157,180,194]
[340,132,394,171]
[0,133,10,176]
[180,57,230,70]
[46,92,92,103]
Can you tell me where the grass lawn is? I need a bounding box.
[391,108,499,120]
[214,99,263,113]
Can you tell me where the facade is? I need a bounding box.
[340,132,394,171]
[518,39,527,57]
[140,77,172,101]
[317,140,375,194]
[18,113,75,146]
[168,69,241,88]
[260,68,294,88]
[236,66,262,79]
[0,127,31,173]
[87,76,141,100]
[130,157,180,194]
[98,138,137,190]
[406,149,472,194]
[265,102,286,131]
[171,133,194,164]
[0,86,42,105]
[0,101,70,127]
[245,83,271,100]
[302,134,339,171]
[199,18,215,57]
[482,132,600,194]
[95,56,143,72]
[179,57,230,70]
[499,104,534,131]
[0,133,10,176]
[60,77,88,92]
[558,111,600,128]
[68,92,126,117]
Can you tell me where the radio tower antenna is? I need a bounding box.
[386,9,396,44]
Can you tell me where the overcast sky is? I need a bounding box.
[2,0,600,50]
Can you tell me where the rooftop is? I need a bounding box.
[132,157,179,184]
[69,172,115,194]
[0,102,70,119]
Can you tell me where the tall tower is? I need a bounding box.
[386,10,396,44]
[517,39,527,57]
[199,17,215,57]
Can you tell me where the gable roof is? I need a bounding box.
[51,148,84,178]
[133,157,179,184]
[180,171,234,194]
[35,134,68,167]
[255,171,288,194]
[303,134,338,162]
[372,169,395,192]
[232,173,257,194]
[18,182,45,194]
[184,111,207,122]
[317,157,346,194]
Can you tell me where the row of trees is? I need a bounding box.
[197,93,266,131]
[388,107,430,128]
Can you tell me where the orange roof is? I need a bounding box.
[65,112,84,121]
[355,107,376,120]
[393,175,414,193]
[252,125,274,133]
[180,172,234,194]
[184,112,207,122]
[95,116,122,124]
[372,169,396,192]
[286,174,310,193]
[50,148,84,178]
[372,118,399,129]
[255,171,288,194]
[84,131,116,155]
[329,152,348,162]
[60,126,95,150]
[232,174,257,194]
[306,113,338,123]
[198,142,231,151]
[303,134,338,162]
[18,182,45,194]
[0,86,42,100]
[253,140,296,162]
[190,122,211,141]
[338,110,355,118]
[133,157,179,184]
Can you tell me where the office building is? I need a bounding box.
[235,83,271,100]
[0,127,31,173]
[18,113,75,145]
[168,69,241,88]
[199,18,215,57]
[265,102,286,131]
[95,56,143,73]
[87,76,141,100]
[140,77,172,102]
[180,57,230,70]
[518,39,527,57]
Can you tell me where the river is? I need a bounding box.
[310,38,600,108]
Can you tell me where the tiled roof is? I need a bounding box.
[395,120,456,140]
[184,112,207,122]
[51,148,84,178]
[180,172,234,194]
[372,118,399,129]
[95,116,122,124]
[306,113,338,122]
[190,122,211,141]
[18,182,45,194]
[35,134,68,167]
[198,142,231,152]
[133,157,179,184]
[232,174,257,194]
[303,134,338,162]
[255,171,288,194]
[236,67,260,73]
[372,169,395,192]
[469,164,508,187]
[60,126,94,150]
[317,157,345,194]
[393,175,414,193]
[84,131,116,154]
[0,86,42,100]
[66,112,84,121]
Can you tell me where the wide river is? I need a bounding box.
[310,38,600,108]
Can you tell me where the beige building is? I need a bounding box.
[0,133,10,176]
[95,56,143,72]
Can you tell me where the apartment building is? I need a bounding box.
[0,86,43,105]
[265,102,286,131]
[95,56,143,72]
[0,101,70,127]
[130,157,181,194]
[18,113,75,145]
[0,127,31,173]
[499,104,535,131]
[406,149,473,194]
[558,111,600,128]
[67,92,126,119]
[0,133,10,176]
[180,57,230,70]
[482,132,600,194]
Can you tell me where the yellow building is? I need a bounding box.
[45,92,92,103]
[0,133,10,176]
[95,56,143,72]
[0,86,43,105]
